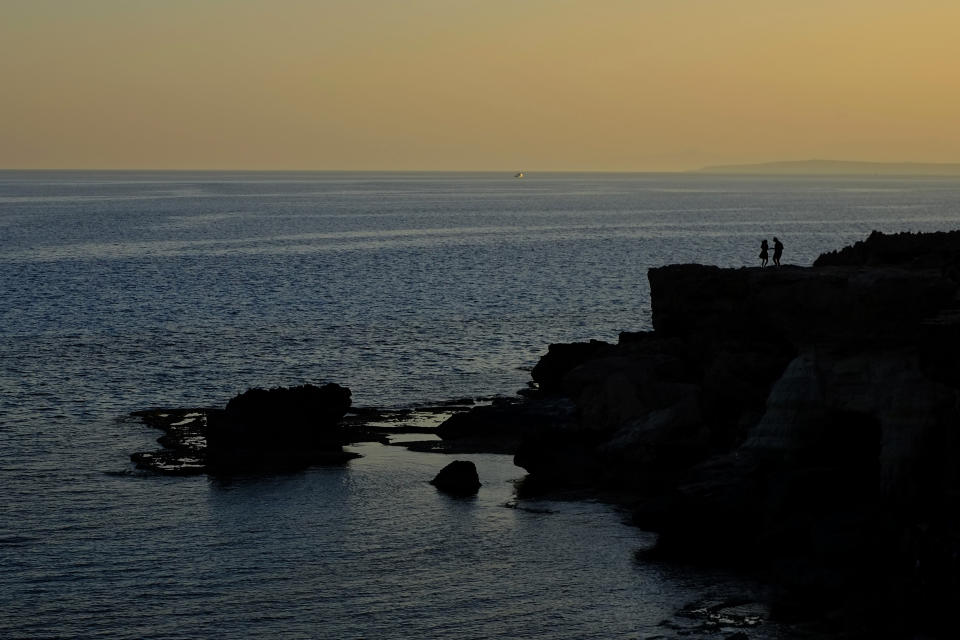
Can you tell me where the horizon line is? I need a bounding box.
[0,168,689,174]
[5,158,960,175]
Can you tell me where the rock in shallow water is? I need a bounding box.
[430,460,481,495]
[131,383,359,475]
[206,383,353,472]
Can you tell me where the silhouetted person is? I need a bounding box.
[759,239,769,267]
[773,237,783,267]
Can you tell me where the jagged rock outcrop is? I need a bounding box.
[531,340,616,394]
[131,383,358,474]
[205,383,354,472]
[814,228,960,269]
[514,231,960,636]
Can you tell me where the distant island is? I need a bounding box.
[695,159,960,176]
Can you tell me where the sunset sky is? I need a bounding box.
[2,0,958,171]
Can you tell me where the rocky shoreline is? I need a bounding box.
[130,395,489,475]
[428,230,960,637]
[495,230,960,637]
[131,230,960,637]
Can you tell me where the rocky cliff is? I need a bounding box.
[505,231,960,636]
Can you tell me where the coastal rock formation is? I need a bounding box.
[433,395,577,455]
[131,383,358,474]
[814,228,960,269]
[513,231,960,636]
[530,339,616,394]
[132,394,484,474]
[205,383,354,471]
[430,460,481,495]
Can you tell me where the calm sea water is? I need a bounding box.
[3,171,960,638]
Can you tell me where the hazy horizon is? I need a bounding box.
[3,1,959,172]
[4,160,960,175]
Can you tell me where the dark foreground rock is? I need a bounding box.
[430,460,481,495]
[511,231,960,637]
[131,392,481,475]
[814,228,960,270]
[429,395,577,454]
[205,383,353,472]
[132,383,359,474]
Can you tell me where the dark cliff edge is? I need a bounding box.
[461,230,960,637]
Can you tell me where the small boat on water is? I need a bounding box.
[514,172,524,178]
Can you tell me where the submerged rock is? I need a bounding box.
[129,409,212,475]
[430,460,481,495]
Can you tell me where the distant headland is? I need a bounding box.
[695,159,960,176]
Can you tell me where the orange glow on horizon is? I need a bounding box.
[2,0,959,171]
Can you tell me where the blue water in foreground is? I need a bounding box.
[3,171,960,638]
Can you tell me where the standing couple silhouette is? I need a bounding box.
[759,237,783,267]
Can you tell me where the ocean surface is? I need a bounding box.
[3,171,960,638]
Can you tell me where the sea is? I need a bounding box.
[3,171,960,639]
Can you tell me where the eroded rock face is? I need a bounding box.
[514,275,796,491]
[650,263,957,349]
[531,340,615,394]
[515,231,960,635]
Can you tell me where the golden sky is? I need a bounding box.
[2,0,958,171]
